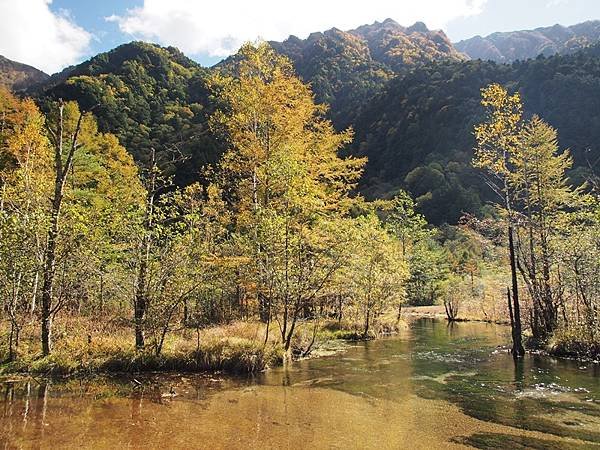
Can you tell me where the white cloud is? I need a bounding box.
[109,0,488,58]
[0,0,91,74]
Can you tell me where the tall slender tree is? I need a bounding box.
[473,84,525,357]
[41,101,85,355]
[511,116,581,342]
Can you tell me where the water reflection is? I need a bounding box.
[0,319,598,449]
[513,357,525,392]
[260,319,600,443]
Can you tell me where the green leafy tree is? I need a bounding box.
[342,214,409,336]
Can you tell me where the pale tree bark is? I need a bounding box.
[41,100,84,356]
[134,149,157,350]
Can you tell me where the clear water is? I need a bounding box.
[1,318,599,449]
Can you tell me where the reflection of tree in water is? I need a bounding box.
[511,358,529,435]
[446,320,458,337]
[33,382,48,444]
[2,383,14,418]
[0,381,49,447]
[129,391,144,448]
[409,323,600,443]
[1,383,15,441]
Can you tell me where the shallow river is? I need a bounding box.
[1,318,599,449]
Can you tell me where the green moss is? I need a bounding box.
[454,432,590,450]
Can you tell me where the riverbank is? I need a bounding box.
[404,305,600,362]
[546,328,600,362]
[0,316,404,378]
[402,305,510,325]
[6,308,595,378]
[0,321,281,377]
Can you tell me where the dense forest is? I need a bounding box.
[9,22,598,227]
[352,44,600,223]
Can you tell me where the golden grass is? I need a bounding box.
[0,316,282,376]
[0,311,409,376]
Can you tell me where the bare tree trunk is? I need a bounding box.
[263,298,271,345]
[444,300,455,321]
[41,101,84,356]
[134,150,157,350]
[40,186,61,355]
[134,277,147,349]
[508,225,525,357]
[30,270,39,317]
[134,226,151,349]
[8,321,19,362]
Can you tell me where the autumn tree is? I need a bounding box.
[37,100,89,355]
[0,90,144,358]
[210,42,365,355]
[0,88,52,360]
[473,84,525,356]
[511,117,585,342]
[474,83,594,348]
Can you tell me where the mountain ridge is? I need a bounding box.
[455,20,600,62]
[4,19,600,224]
[0,55,49,91]
[268,19,464,127]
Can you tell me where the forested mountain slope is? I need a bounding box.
[351,44,600,223]
[27,25,600,224]
[0,55,49,91]
[33,41,220,183]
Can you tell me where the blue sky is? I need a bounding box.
[52,0,140,51]
[1,0,599,73]
[446,0,600,41]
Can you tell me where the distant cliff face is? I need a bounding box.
[350,19,466,70]
[271,18,465,74]
[0,55,48,91]
[269,19,465,127]
[455,20,600,62]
